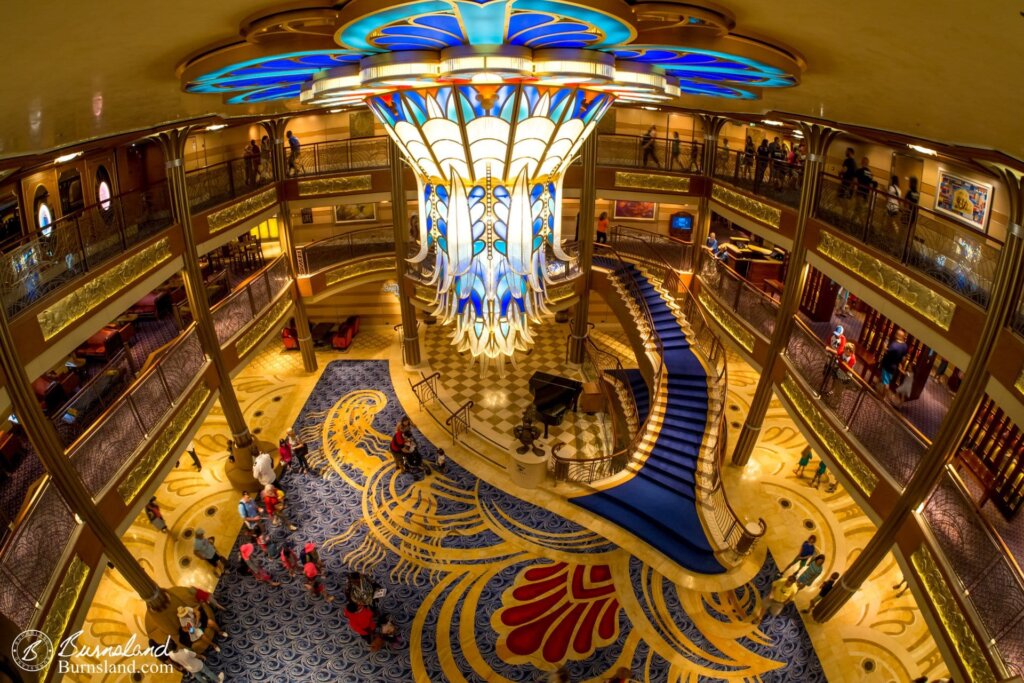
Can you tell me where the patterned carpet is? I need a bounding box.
[202,360,825,681]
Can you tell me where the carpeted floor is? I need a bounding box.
[201,360,825,681]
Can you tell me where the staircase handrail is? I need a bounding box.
[294,225,396,276]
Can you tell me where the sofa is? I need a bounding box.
[76,327,123,361]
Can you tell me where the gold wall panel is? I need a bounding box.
[236,296,292,358]
[37,237,172,341]
[817,232,955,330]
[297,175,373,196]
[711,184,781,228]
[38,555,89,680]
[325,256,397,287]
[614,171,690,193]
[697,287,754,353]
[207,187,277,234]
[118,386,211,503]
[911,546,996,683]
[1014,366,1024,396]
[780,374,879,496]
[412,282,436,303]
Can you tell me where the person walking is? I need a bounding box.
[166,642,225,683]
[595,211,609,244]
[185,444,202,472]
[782,534,817,575]
[343,600,377,643]
[260,135,273,180]
[794,446,813,478]
[754,574,799,621]
[640,126,660,167]
[279,438,294,474]
[669,131,684,170]
[795,554,827,591]
[301,541,322,571]
[189,584,226,613]
[803,571,839,613]
[279,541,301,578]
[304,561,335,602]
[239,542,281,586]
[262,483,297,531]
[754,139,769,190]
[192,528,227,574]
[434,448,447,474]
[286,130,301,176]
[238,491,264,536]
[145,497,168,533]
[252,450,277,488]
[287,428,313,474]
[877,329,909,397]
[810,460,828,488]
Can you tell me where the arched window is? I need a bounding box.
[95,165,112,211]
[33,186,53,236]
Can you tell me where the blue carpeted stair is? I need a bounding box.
[575,262,724,575]
[604,368,650,425]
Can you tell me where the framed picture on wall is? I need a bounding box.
[613,200,657,221]
[300,208,314,224]
[935,170,993,231]
[334,202,377,224]
[350,111,375,139]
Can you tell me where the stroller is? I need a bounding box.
[402,442,432,481]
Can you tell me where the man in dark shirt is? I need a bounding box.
[879,329,909,394]
[839,147,857,197]
[754,139,770,189]
[854,157,875,198]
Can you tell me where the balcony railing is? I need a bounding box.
[697,249,779,340]
[814,173,1000,309]
[185,155,274,212]
[594,133,703,173]
[609,224,693,272]
[784,317,928,488]
[51,350,135,447]
[211,257,291,346]
[0,184,174,318]
[295,226,396,276]
[292,137,390,177]
[66,326,207,496]
[712,147,804,209]
[923,468,1024,676]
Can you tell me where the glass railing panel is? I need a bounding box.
[608,225,693,271]
[248,272,270,314]
[160,329,205,397]
[712,148,803,209]
[0,485,77,628]
[266,257,291,298]
[212,289,253,345]
[295,227,396,275]
[130,370,174,434]
[51,350,134,447]
[594,134,703,172]
[697,255,778,338]
[71,400,145,494]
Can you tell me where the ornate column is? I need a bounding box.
[692,114,726,270]
[389,138,422,367]
[263,118,316,372]
[155,129,259,476]
[813,167,1024,621]
[567,134,599,364]
[0,300,169,618]
[731,123,839,465]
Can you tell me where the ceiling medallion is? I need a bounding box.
[180,0,802,363]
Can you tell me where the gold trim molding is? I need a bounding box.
[237,296,292,358]
[615,171,690,193]
[697,286,754,353]
[325,256,396,287]
[207,187,277,234]
[817,232,955,330]
[711,184,781,228]
[118,385,211,503]
[38,555,89,680]
[1014,366,1024,396]
[780,374,879,496]
[911,546,996,683]
[38,237,172,341]
[297,175,373,196]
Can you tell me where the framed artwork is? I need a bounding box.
[935,170,993,231]
[350,110,376,139]
[300,208,313,224]
[334,202,377,224]
[613,200,657,221]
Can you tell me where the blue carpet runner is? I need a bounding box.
[605,368,650,424]
[574,263,725,574]
[201,361,824,681]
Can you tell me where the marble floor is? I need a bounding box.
[65,327,947,682]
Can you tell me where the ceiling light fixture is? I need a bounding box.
[908,144,938,156]
[205,124,227,131]
[761,119,785,127]
[54,152,82,164]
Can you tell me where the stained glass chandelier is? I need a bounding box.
[180,0,803,360]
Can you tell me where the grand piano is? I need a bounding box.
[529,371,583,438]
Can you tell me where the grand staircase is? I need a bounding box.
[572,260,726,574]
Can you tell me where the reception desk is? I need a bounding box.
[722,243,784,287]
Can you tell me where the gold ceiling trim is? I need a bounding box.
[780,374,878,496]
[615,171,690,193]
[325,256,396,287]
[697,287,754,353]
[237,295,293,358]
[711,184,781,228]
[298,175,373,196]
[37,237,172,341]
[911,546,996,683]
[118,385,211,503]
[38,555,89,680]
[817,232,955,330]
[207,187,278,234]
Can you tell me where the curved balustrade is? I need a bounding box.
[293,136,389,176]
[595,133,703,173]
[295,226,396,276]
[713,147,804,209]
[0,184,174,318]
[697,248,780,339]
[784,317,928,488]
[186,156,274,212]
[211,257,291,346]
[923,469,1024,676]
[51,349,135,447]
[609,224,693,272]
[815,173,1000,309]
